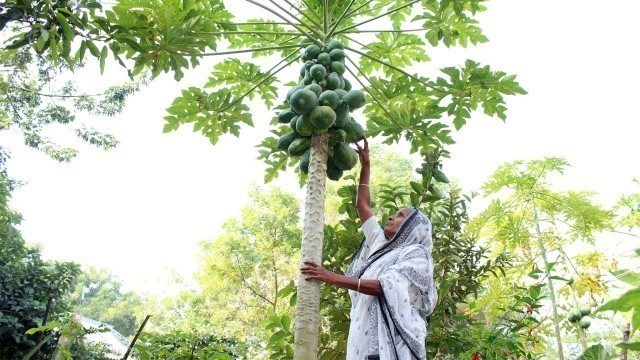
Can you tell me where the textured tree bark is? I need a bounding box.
[294,134,329,360]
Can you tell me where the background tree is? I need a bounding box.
[0,1,145,176]
[67,266,146,337]
[467,158,615,358]
[0,173,81,358]
[196,186,301,350]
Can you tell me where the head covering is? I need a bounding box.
[346,207,432,279]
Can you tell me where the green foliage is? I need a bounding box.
[164,87,253,144]
[23,314,113,360]
[67,266,146,337]
[614,178,640,231]
[0,0,105,67]
[196,186,301,346]
[0,49,142,167]
[134,330,247,360]
[597,288,640,334]
[416,0,489,47]
[227,20,302,59]
[102,0,235,79]
[437,59,528,129]
[128,0,526,164]
[260,148,538,359]
[359,33,430,77]
[263,307,294,359]
[578,344,613,360]
[69,340,112,360]
[206,58,280,109]
[0,175,81,358]
[470,157,619,356]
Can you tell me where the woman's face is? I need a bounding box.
[384,208,411,239]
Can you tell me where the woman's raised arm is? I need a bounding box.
[355,138,373,224]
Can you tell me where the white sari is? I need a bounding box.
[345,208,437,360]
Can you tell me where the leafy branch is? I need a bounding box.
[335,0,421,34]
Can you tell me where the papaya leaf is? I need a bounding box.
[440,60,526,129]
[577,344,611,360]
[164,87,253,145]
[415,0,488,48]
[257,127,299,183]
[226,20,302,59]
[106,0,234,79]
[611,270,640,287]
[359,33,429,77]
[205,59,279,109]
[616,342,640,351]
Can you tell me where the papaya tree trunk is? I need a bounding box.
[532,202,565,360]
[294,134,329,360]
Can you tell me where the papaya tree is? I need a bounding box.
[468,158,614,359]
[61,1,527,358]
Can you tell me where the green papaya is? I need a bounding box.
[330,61,346,75]
[309,106,336,130]
[290,89,318,115]
[343,90,367,109]
[288,137,311,156]
[326,157,344,181]
[277,132,299,151]
[334,103,350,128]
[305,83,323,97]
[302,72,313,85]
[579,306,591,317]
[319,90,340,109]
[305,45,321,59]
[343,120,365,143]
[304,60,315,70]
[343,78,352,91]
[329,48,345,61]
[286,85,305,102]
[568,309,582,323]
[579,317,591,329]
[300,150,310,174]
[296,114,314,136]
[310,64,327,81]
[328,128,347,146]
[335,89,347,99]
[317,52,331,66]
[289,115,299,131]
[277,109,297,124]
[326,72,341,90]
[327,39,344,51]
[333,143,358,171]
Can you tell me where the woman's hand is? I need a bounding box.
[355,137,370,168]
[300,261,338,284]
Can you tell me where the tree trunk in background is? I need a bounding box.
[294,134,329,360]
[52,314,81,360]
[621,322,630,360]
[533,203,565,360]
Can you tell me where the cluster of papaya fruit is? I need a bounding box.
[276,39,366,181]
[568,305,592,329]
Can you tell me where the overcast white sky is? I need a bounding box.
[4,0,639,295]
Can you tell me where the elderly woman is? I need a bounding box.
[300,138,437,360]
